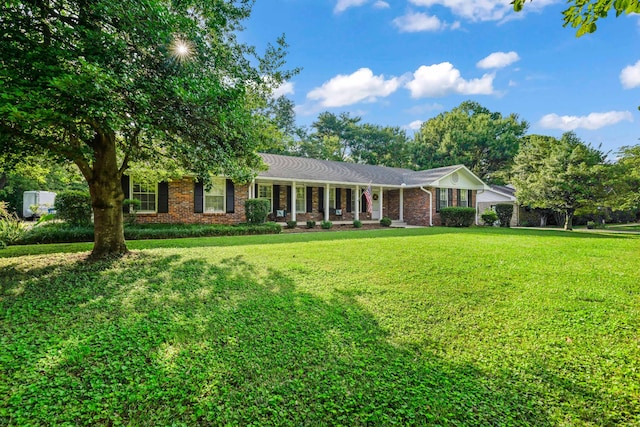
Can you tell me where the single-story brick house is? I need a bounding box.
[122,153,489,226]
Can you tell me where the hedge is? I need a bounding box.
[439,207,476,227]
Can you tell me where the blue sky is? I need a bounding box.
[243,0,640,155]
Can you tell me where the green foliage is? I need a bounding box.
[512,132,607,230]
[245,199,271,224]
[122,199,141,225]
[353,219,363,228]
[481,209,499,226]
[0,210,28,248]
[586,221,597,229]
[306,220,316,229]
[286,220,297,229]
[440,207,476,227]
[321,220,333,229]
[380,217,392,227]
[412,101,528,183]
[1,228,639,425]
[512,0,640,37]
[608,145,640,210]
[16,222,282,245]
[54,191,92,226]
[495,204,514,228]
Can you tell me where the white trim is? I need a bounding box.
[130,178,158,214]
[203,176,226,213]
[257,183,273,212]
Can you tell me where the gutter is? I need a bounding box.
[419,186,433,226]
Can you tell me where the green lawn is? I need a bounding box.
[1,228,639,426]
[606,224,640,232]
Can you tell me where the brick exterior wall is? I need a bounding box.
[133,177,476,226]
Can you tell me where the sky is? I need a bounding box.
[242,0,640,155]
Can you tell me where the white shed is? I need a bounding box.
[22,191,56,218]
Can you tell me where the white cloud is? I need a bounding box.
[405,62,495,97]
[307,68,401,107]
[393,11,446,32]
[334,0,369,13]
[620,60,640,89]
[407,120,424,130]
[408,0,556,22]
[272,81,295,98]
[477,51,520,69]
[539,111,634,131]
[373,1,390,9]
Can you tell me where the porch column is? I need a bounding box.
[291,181,296,222]
[399,187,404,222]
[379,186,384,219]
[324,183,330,222]
[250,179,255,198]
[355,185,360,221]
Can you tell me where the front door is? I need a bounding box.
[371,190,381,220]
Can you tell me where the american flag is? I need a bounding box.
[363,184,373,213]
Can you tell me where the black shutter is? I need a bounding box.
[226,179,235,213]
[158,181,169,213]
[336,188,341,209]
[318,187,324,212]
[361,190,366,212]
[121,175,130,213]
[306,187,313,213]
[194,182,203,213]
[273,185,280,212]
[287,186,292,212]
[435,188,441,212]
[254,183,258,198]
[448,189,453,207]
[456,189,461,207]
[468,190,473,208]
[346,189,352,212]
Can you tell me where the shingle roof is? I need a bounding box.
[490,185,516,197]
[257,153,472,188]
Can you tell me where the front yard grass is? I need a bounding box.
[1,227,639,425]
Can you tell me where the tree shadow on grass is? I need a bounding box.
[1,251,622,425]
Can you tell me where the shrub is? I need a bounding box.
[586,221,596,229]
[54,190,92,225]
[495,204,514,228]
[440,207,476,227]
[321,220,333,229]
[286,220,297,229]
[353,219,362,228]
[245,198,270,224]
[0,212,28,248]
[306,220,316,229]
[380,217,392,227]
[123,199,141,225]
[481,209,498,226]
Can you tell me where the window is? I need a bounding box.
[132,180,157,213]
[439,188,448,209]
[329,188,336,209]
[351,189,356,213]
[459,190,468,207]
[204,177,226,213]
[258,184,273,211]
[295,186,305,213]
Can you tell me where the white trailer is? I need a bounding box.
[22,191,56,218]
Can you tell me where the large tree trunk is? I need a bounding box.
[85,132,128,259]
[564,209,575,231]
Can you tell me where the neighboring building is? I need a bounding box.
[122,153,489,227]
[476,185,518,227]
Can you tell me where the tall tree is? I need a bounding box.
[512,132,608,230]
[513,0,640,36]
[0,0,293,258]
[351,124,412,168]
[412,101,528,183]
[298,112,361,161]
[608,145,640,211]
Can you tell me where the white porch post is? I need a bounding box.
[355,185,360,221]
[399,187,404,222]
[291,181,296,222]
[250,179,255,198]
[324,183,330,222]
[379,186,384,219]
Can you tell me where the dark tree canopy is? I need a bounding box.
[0,0,293,257]
[412,101,528,184]
[511,132,608,230]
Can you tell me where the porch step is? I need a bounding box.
[390,220,407,228]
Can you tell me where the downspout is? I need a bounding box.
[419,187,433,226]
[475,189,485,225]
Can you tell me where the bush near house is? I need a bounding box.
[286,220,297,229]
[321,220,333,229]
[306,220,316,229]
[440,207,476,227]
[495,204,514,228]
[481,209,498,226]
[245,198,270,224]
[54,190,92,225]
[353,220,362,228]
[380,217,392,227]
